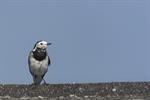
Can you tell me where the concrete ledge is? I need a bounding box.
[0,82,150,99]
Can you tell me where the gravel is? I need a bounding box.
[0,82,149,99]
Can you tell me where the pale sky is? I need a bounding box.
[0,0,149,84]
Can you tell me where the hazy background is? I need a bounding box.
[0,0,149,84]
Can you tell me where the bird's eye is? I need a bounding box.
[40,43,43,45]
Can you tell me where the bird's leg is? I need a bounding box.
[42,78,48,85]
[43,78,46,84]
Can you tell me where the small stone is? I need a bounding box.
[112,88,117,92]
[38,96,44,99]
[20,96,30,100]
[4,95,11,99]
[69,94,75,97]
[59,96,64,99]
[84,95,89,98]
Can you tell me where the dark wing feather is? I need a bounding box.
[28,51,34,76]
[48,56,51,66]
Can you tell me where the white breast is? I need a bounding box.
[29,56,49,75]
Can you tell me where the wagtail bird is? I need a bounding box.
[28,40,51,85]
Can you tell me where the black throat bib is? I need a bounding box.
[33,48,47,61]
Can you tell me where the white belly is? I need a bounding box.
[29,57,48,75]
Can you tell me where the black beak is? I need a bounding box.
[47,43,52,45]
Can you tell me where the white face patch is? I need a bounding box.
[36,41,48,49]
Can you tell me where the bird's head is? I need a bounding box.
[33,40,51,51]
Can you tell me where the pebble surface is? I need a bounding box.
[0,82,149,99]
